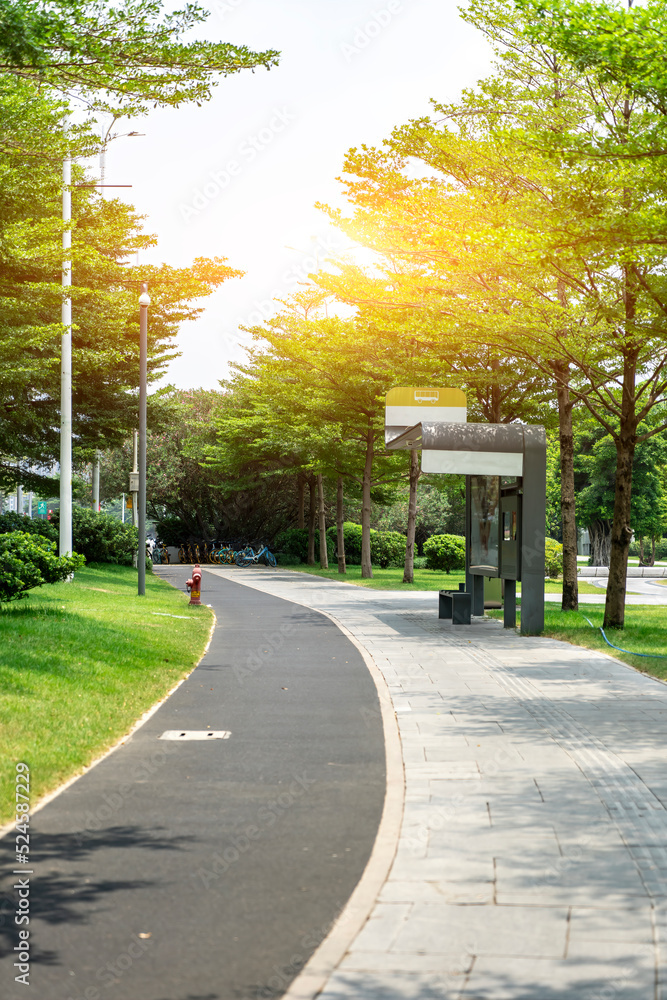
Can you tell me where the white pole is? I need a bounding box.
[17,482,23,516]
[28,492,33,518]
[59,154,73,557]
[138,283,150,596]
[92,454,100,511]
[132,430,138,529]
[121,493,125,524]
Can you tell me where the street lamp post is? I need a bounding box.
[138,282,150,596]
[60,154,73,557]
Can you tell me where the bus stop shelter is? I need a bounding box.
[386,418,547,635]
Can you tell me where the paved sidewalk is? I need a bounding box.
[205,567,667,1000]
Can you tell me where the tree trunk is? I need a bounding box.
[297,474,305,530]
[589,519,612,566]
[604,427,637,629]
[639,537,646,566]
[336,476,346,574]
[403,449,420,584]
[307,476,316,565]
[490,356,502,423]
[361,425,373,579]
[317,472,328,569]
[552,362,578,611]
[651,536,656,566]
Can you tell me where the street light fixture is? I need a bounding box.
[138,282,150,596]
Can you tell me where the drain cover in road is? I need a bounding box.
[159,730,231,740]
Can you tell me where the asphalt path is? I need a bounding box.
[0,568,385,1000]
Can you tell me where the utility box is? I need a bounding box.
[129,472,139,493]
[500,494,521,580]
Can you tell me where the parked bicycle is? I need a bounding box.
[234,544,277,568]
[152,541,170,565]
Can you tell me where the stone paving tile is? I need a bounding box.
[461,953,655,999]
[348,902,412,952]
[391,901,568,959]
[318,970,464,999]
[339,950,474,974]
[568,905,654,943]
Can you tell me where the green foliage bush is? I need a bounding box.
[275,552,302,566]
[423,534,466,573]
[372,530,407,568]
[326,522,406,567]
[327,522,363,563]
[274,528,334,563]
[155,515,190,547]
[545,537,564,578]
[0,511,58,543]
[51,506,138,564]
[0,532,85,602]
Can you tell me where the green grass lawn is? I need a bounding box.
[0,563,213,824]
[487,604,667,679]
[282,564,603,595]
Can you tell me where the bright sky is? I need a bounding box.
[100,0,494,390]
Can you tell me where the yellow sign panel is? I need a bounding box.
[385,386,467,408]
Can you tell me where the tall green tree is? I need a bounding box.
[0,0,278,119]
[315,0,667,628]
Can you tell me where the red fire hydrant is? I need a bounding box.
[186,564,202,606]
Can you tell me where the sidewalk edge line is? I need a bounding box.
[0,607,217,842]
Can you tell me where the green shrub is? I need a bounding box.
[0,532,85,602]
[154,516,189,547]
[275,552,301,566]
[545,538,563,578]
[413,556,427,569]
[372,530,406,568]
[326,522,406,567]
[424,534,466,573]
[326,522,363,563]
[0,511,58,543]
[274,528,334,563]
[51,506,138,564]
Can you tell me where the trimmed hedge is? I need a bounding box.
[423,534,466,573]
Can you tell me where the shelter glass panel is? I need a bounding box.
[470,475,500,576]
